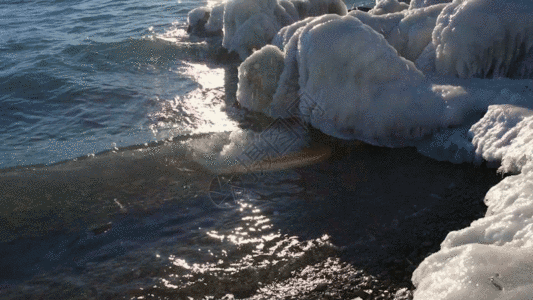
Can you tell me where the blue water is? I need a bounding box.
[0,0,371,169]
[0,0,215,168]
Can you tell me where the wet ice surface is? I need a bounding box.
[0,135,502,299]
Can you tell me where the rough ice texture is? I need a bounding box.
[412,244,533,300]
[236,45,285,113]
[271,15,468,146]
[369,0,409,15]
[417,0,533,78]
[409,0,452,9]
[470,105,533,173]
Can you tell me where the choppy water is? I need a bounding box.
[0,0,503,299]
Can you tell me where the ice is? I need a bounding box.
[349,3,446,62]
[412,104,533,299]
[417,0,533,78]
[369,0,409,15]
[205,3,225,34]
[470,105,533,173]
[409,0,452,9]
[292,0,348,19]
[412,244,533,300]
[187,7,211,34]
[236,45,285,113]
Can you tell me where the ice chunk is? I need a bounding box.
[187,7,211,34]
[236,45,286,113]
[470,105,533,173]
[290,0,347,19]
[349,3,446,62]
[409,0,451,9]
[369,0,409,15]
[227,13,281,60]
[222,0,279,54]
[419,0,533,79]
[293,15,451,145]
[205,3,225,34]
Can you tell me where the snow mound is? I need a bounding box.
[236,45,286,113]
[418,0,533,78]
[369,0,409,15]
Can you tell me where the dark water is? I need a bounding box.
[0,0,502,299]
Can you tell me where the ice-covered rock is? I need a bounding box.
[290,0,347,19]
[417,0,533,79]
[205,3,225,34]
[236,45,285,113]
[349,3,446,62]
[187,7,211,35]
[409,0,451,9]
[369,0,409,15]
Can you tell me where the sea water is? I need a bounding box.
[0,0,503,299]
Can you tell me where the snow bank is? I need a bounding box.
[417,0,533,78]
